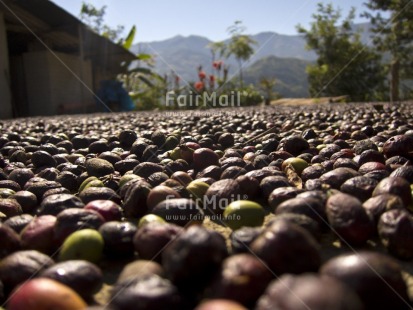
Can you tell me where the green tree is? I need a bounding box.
[259,77,279,105]
[208,41,227,62]
[80,2,124,42]
[363,0,413,102]
[297,3,384,101]
[226,21,257,88]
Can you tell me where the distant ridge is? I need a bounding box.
[131,23,372,98]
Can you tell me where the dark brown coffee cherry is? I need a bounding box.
[378,209,413,259]
[326,193,374,245]
[320,251,409,309]
[256,273,363,310]
[251,220,321,275]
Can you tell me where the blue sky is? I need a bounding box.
[52,1,373,43]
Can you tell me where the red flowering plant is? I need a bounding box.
[165,60,237,110]
[198,70,207,81]
[211,60,229,90]
[209,75,215,89]
[194,81,204,92]
[212,60,222,70]
[194,66,215,94]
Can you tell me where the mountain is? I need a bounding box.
[247,32,316,62]
[243,56,310,98]
[131,23,372,97]
[133,35,211,82]
[132,32,317,82]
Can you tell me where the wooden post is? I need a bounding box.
[390,58,400,103]
[78,24,87,113]
[0,12,13,119]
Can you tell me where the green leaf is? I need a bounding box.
[123,25,136,50]
[128,67,152,75]
[136,53,152,61]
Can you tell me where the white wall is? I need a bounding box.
[24,50,93,116]
[0,12,12,119]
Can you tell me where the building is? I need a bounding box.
[0,0,136,119]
